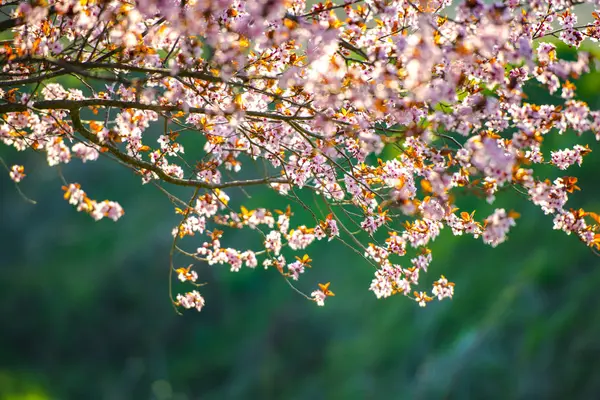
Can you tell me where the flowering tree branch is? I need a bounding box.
[2,0,600,311]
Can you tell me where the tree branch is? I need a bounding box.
[0,99,313,122]
[68,108,288,190]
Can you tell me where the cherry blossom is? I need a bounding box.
[1,0,600,312]
[8,164,25,182]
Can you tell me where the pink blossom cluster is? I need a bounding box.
[550,145,591,170]
[176,291,205,312]
[62,183,124,222]
[482,209,517,248]
[8,164,25,182]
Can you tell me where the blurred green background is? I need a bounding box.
[2,45,600,400]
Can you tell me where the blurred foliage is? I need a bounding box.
[2,44,600,400]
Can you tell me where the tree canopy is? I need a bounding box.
[2,0,600,311]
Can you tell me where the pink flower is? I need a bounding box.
[72,143,99,163]
[432,275,455,300]
[176,291,205,312]
[482,209,517,248]
[9,165,25,183]
[311,282,334,307]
